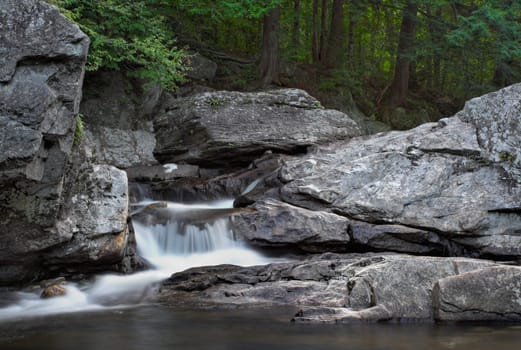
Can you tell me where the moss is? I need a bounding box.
[74,114,85,146]
[499,151,517,162]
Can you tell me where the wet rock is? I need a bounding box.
[154,89,361,167]
[433,266,521,322]
[232,199,350,252]
[40,284,67,299]
[39,277,66,289]
[125,163,200,183]
[150,152,286,201]
[160,253,517,323]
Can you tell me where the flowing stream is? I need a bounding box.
[0,192,273,321]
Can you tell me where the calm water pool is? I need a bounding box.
[1,305,521,350]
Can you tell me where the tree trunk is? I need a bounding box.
[389,2,418,107]
[325,0,344,68]
[312,0,320,62]
[319,0,328,62]
[291,0,301,54]
[259,7,281,86]
[426,6,442,89]
[346,2,355,69]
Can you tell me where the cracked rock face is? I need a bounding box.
[159,253,520,323]
[232,199,351,252]
[153,89,361,167]
[0,0,131,284]
[277,114,521,258]
[433,266,521,322]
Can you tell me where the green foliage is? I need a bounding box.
[319,69,363,96]
[176,0,283,20]
[208,97,224,106]
[74,114,84,146]
[48,0,186,90]
[499,151,517,162]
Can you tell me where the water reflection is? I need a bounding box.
[1,306,521,350]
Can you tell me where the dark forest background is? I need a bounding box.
[49,0,521,128]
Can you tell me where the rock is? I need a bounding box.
[80,70,161,131]
[153,89,361,167]
[85,125,157,168]
[0,0,88,83]
[455,83,521,178]
[46,164,129,267]
[232,199,350,252]
[433,266,521,322]
[79,70,165,169]
[39,277,66,289]
[149,152,287,202]
[126,163,200,183]
[185,52,217,82]
[350,221,466,256]
[41,284,66,299]
[279,115,521,258]
[0,0,90,284]
[160,253,518,323]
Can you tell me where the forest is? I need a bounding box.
[49,0,521,127]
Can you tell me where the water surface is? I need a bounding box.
[1,306,521,350]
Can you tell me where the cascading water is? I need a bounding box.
[0,189,274,321]
[132,198,272,275]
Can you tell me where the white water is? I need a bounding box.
[0,198,274,321]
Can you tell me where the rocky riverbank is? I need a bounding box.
[1,0,520,324]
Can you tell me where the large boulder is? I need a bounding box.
[45,163,129,269]
[0,0,131,284]
[433,266,521,322]
[153,89,361,167]
[232,199,351,252]
[277,103,521,258]
[159,253,520,323]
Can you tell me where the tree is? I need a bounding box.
[324,0,345,68]
[388,1,419,107]
[259,7,281,85]
[48,0,186,90]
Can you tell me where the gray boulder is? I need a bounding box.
[80,70,163,169]
[159,253,520,323]
[153,89,361,167]
[0,0,89,284]
[46,163,129,267]
[85,125,157,168]
[232,199,350,252]
[279,113,521,258]
[433,266,521,322]
[0,0,133,284]
[455,83,521,178]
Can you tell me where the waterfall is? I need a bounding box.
[0,193,273,321]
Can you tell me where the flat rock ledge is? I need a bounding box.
[159,254,521,323]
